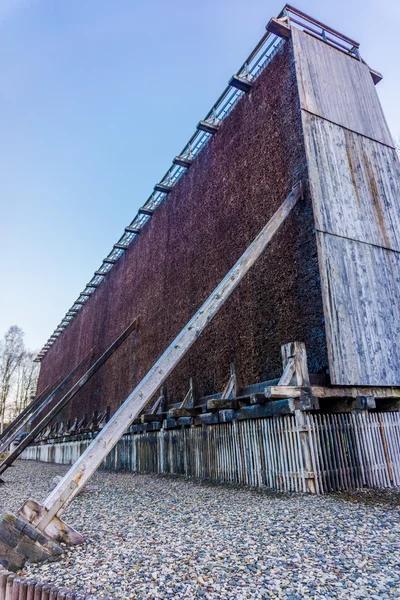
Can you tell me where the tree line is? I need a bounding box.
[0,326,39,433]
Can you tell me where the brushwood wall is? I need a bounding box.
[37,40,328,422]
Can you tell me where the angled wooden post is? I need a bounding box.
[15,183,303,546]
[0,349,94,458]
[0,384,51,441]
[0,317,140,479]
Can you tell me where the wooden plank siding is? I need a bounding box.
[291,27,400,386]
[316,232,400,385]
[291,27,394,147]
[303,114,400,251]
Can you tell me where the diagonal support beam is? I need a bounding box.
[0,383,52,441]
[0,317,140,479]
[18,182,303,541]
[0,349,94,459]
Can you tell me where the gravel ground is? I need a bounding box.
[0,461,400,599]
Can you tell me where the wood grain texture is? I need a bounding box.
[317,232,400,386]
[304,113,400,251]
[292,27,394,147]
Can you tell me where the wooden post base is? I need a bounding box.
[0,511,64,572]
[18,499,84,546]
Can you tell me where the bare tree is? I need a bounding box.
[11,351,39,420]
[0,326,25,433]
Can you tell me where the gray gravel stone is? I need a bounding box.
[0,460,399,599]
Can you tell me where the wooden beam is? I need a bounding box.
[312,386,400,399]
[221,363,239,400]
[207,398,239,411]
[266,17,291,39]
[0,318,140,479]
[173,156,193,168]
[319,395,376,413]
[125,226,141,234]
[194,413,219,426]
[113,243,129,251]
[22,185,302,536]
[103,258,117,265]
[265,385,304,398]
[197,120,218,134]
[140,413,164,423]
[168,407,199,418]
[281,342,315,494]
[278,357,295,386]
[138,207,154,216]
[0,384,51,442]
[180,378,196,409]
[154,183,172,194]
[229,75,253,93]
[281,342,310,387]
[0,350,93,458]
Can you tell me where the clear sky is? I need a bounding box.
[1,0,399,352]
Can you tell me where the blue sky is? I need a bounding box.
[1,0,399,351]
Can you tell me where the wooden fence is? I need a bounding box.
[0,570,113,600]
[21,411,400,494]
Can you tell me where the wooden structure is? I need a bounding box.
[0,318,140,480]
[289,23,399,385]
[0,185,307,569]
[0,350,93,460]
[2,2,400,571]
[0,570,114,597]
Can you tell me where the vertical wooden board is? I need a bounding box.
[317,232,400,385]
[291,27,394,147]
[304,113,400,251]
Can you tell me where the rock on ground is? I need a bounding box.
[0,460,399,599]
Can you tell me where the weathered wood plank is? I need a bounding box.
[265,386,304,399]
[303,114,400,251]
[168,407,199,418]
[317,232,400,386]
[291,27,394,147]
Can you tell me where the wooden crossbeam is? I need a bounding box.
[154,183,172,194]
[229,75,253,93]
[266,16,291,39]
[197,120,218,134]
[173,156,193,168]
[125,226,141,234]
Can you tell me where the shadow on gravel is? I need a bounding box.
[331,489,400,508]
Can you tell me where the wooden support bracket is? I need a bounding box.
[266,16,291,39]
[221,363,239,400]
